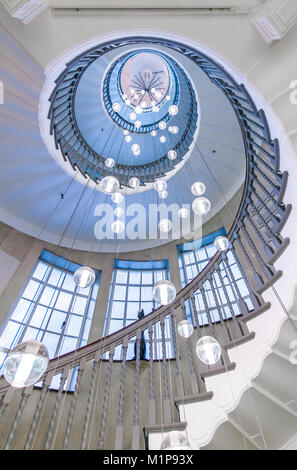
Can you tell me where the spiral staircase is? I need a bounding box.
[0,10,297,450]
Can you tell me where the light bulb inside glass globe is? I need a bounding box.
[192,197,211,215]
[105,158,115,168]
[129,112,137,121]
[131,144,140,154]
[125,135,132,143]
[160,431,191,451]
[166,95,171,101]
[100,176,120,194]
[152,106,159,113]
[74,266,96,288]
[167,150,177,160]
[3,340,49,388]
[129,177,140,188]
[133,150,140,156]
[111,220,125,234]
[151,130,157,137]
[125,99,131,106]
[111,192,123,204]
[160,136,166,143]
[114,207,124,217]
[168,104,179,116]
[177,320,194,338]
[159,190,168,199]
[134,120,142,129]
[159,218,172,233]
[112,102,121,112]
[158,121,167,130]
[214,236,230,252]
[169,126,179,135]
[154,179,167,192]
[123,130,129,136]
[152,280,176,306]
[178,208,189,219]
[196,336,222,365]
[191,182,206,196]
[135,106,143,115]
[140,101,147,108]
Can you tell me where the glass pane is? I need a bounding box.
[39,287,58,307]
[141,286,153,302]
[111,301,125,318]
[115,270,128,284]
[22,280,41,301]
[0,321,24,349]
[142,271,153,284]
[108,319,124,334]
[59,336,77,356]
[66,315,83,337]
[113,285,127,301]
[30,305,51,330]
[22,326,41,343]
[127,286,140,301]
[10,298,32,323]
[71,296,87,315]
[62,273,76,292]
[32,262,50,281]
[42,331,60,358]
[129,271,141,284]
[126,302,139,318]
[55,291,72,312]
[47,310,67,333]
[48,268,65,288]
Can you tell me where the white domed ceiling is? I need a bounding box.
[0,35,246,252]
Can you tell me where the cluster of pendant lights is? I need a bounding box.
[111,98,179,160]
[2,98,231,391]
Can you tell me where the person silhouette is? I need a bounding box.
[133,308,146,360]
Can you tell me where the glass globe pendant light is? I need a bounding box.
[74,266,96,288]
[196,336,221,365]
[135,106,143,115]
[191,182,206,196]
[125,135,132,143]
[114,207,124,217]
[129,112,137,121]
[160,431,191,451]
[192,197,211,215]
[151,130,157,137]
[112,102,121,112]
[160,136,166,143]
[3,340,49,388]
[177,320,194,338]
[129,177,140,188]
[111,220,124,234]
[100,176,120,194]
[154,179,167,192]
[214,236,230,252]
[134,120,142,129]
[105,158,115,168]
[168,104,179,116]
[178,208,189,219]
[159,218,172,233]
[167,150,177,160]
[152,280,176,306]
[111,192,123,204]
[158,121,167,130]
[158,190,168,199]
[131,144,140,155]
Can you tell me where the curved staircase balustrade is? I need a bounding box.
[0,39,291,450]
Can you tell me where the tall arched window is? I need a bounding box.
[0,249,101,374]
[177,228,253,325]
[105,259,174,360]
